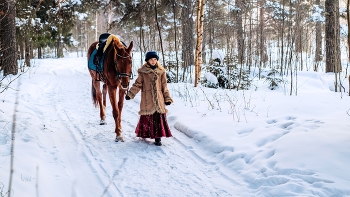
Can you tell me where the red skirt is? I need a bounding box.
[135,112,172,139]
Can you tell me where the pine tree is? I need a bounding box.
[325,0,341,73]
[0,0,18,76]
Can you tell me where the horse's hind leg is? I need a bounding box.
[92,80,106,125]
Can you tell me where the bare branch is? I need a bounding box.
[0,74,22,94]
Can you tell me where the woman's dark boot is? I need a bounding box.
[154,138,162,146]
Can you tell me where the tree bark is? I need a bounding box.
[18,35,24,60]
[139,11,144,65]
[25,37,31,67]
[38,47,42,59]
[208,0,213,61]
[0,0,17,76]
[325,0,341,73]
[194,0,205,87]
[235,0,245,91]
[172,0,179,82]
[314,0,322,71]
[295,0,302,53]
[347,0,350,62]
[181,0,195,82]
[280,1,285,75]
[259,0,267,68]
[247,15,252,70]
[57,34,64,58]
[236,0,245,65]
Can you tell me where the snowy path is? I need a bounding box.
[2,57,350,197]
[0,58,247,196]
[53,69,242,196]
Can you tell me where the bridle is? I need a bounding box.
[113,48,133,94]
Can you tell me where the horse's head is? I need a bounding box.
[113,39,133,90]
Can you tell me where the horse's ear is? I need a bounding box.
[127,41,133,53]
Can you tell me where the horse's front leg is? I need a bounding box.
[117,88,126,131]
[107,85,123,142]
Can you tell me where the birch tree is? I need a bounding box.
[195,0,205,87]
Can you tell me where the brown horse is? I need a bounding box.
[87,35,133,142]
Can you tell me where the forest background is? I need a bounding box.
[1,0,350,93]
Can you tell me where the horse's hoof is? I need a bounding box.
[100,120,107,125]
[115,136,124,142]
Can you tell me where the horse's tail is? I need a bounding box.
[91,81,98,108]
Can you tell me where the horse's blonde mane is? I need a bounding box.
[96,34,124,52]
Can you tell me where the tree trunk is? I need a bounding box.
[280,1,285,75]
[18,35,24,59]
[181,0,195,82]
[259,0,267,68]
[347,0,350,63]
[30,40,33,58]
[194,0,205,87]
[325,0,341,73]
[38,47,42,59]
[25,37,31,67]
[154,0,166,67]
[314,0,322,71]
[208,0,213,61]
[235,0,245,91]
[172,0,179,82]
[139,11,144,65]
[247,15,252,70]
[236,0,245,65]
[57,35,64,58]
[0,0,17,76]
[295,1,302,53]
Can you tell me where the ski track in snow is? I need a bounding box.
[21,72,119,197]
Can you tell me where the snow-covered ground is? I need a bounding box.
[0,54,350,197]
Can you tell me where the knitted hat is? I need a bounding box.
[145,51,159,62]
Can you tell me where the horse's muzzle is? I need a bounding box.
[120,85,129,90]
[117,72,132,90]
[119,81,129,90]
